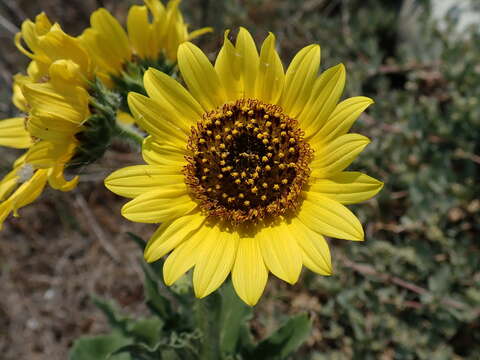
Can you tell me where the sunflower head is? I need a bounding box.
[106,28,383,305]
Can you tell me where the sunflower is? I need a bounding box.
[107,28,383,306]
[80,0,212,83]
[0,12,95,228]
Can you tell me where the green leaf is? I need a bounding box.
[251,313,312,360]
[93,296,131,335]
[129,317,164,348]
[111,343,158,360]
[219,282,253,355]
[141,262,172,320]
[69,334,132,360]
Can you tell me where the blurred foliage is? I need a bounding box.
[69,235,312,360]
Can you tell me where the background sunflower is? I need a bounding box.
[0,0,479,359]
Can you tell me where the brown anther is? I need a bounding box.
[184,98,313,225]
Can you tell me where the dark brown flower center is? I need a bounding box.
[184,98,313,225]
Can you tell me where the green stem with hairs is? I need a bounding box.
[113,122,145,148]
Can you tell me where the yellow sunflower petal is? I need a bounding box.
[177,42,226,111]
[10,169,49,216]
[0,168,20,201]
[121,185,196,223]
[309,171,383,205]
[143,68,204,129]
[232,235,268,306]
[289,218,332,275]
[259,222,302,284]
[215,30,242,102]
[105,164,184,198]
[163,224,211,285]
[235,27,259,98]
[48,163,79,191]
[310,97,374,145]
[144,212,206,262]
[279,44,320,118]
[89,8,131,65]
[25,140,71,168]
[0,201,14,230]
[127,5,151,59]
[300,64,346,137]
[0,118,32,149]
[188,27,213,40]
[128,92,188,142]
[255,32,284,104]
[298,192,364,241]
[142,136,186,166]
[311,133,370,177]
[193,227,239,298]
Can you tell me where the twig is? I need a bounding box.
[340,255,477,315]
[0,13,19,35]
[75,193,120,262]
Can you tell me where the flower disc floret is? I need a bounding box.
[185,98,313,224]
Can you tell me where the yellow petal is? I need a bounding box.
[0,118,32,149]
[193,227,239,298]
[10,169,48,216]
[310,97,374,145]
[0,200,13,230]
[128,92,188,142]
[177,42,226,111]
[127,5,151,59]
[121,185,196,223]
[215,30,242,102]
[311,134,370,177]
[163,224,211,285]
[289,218,332,275]
[297,193,364,241]
[27,116,81,144]
[116,111,136,126]
[232,235,268,306]
[255,32,284,104]
[25,140,72,168]
[145,212,206,262]
[105,165,184,198]
[48,163,79,191]
[188,27,213,40]
[279,44,320,118]
[299,64,346,137]
[309,171,383,205]
[143,68,204,130]
[90,9,131,64]
[235,27,259,98]
[142,136,186,166]
[258,222,302,284]
[0,168,21,201]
